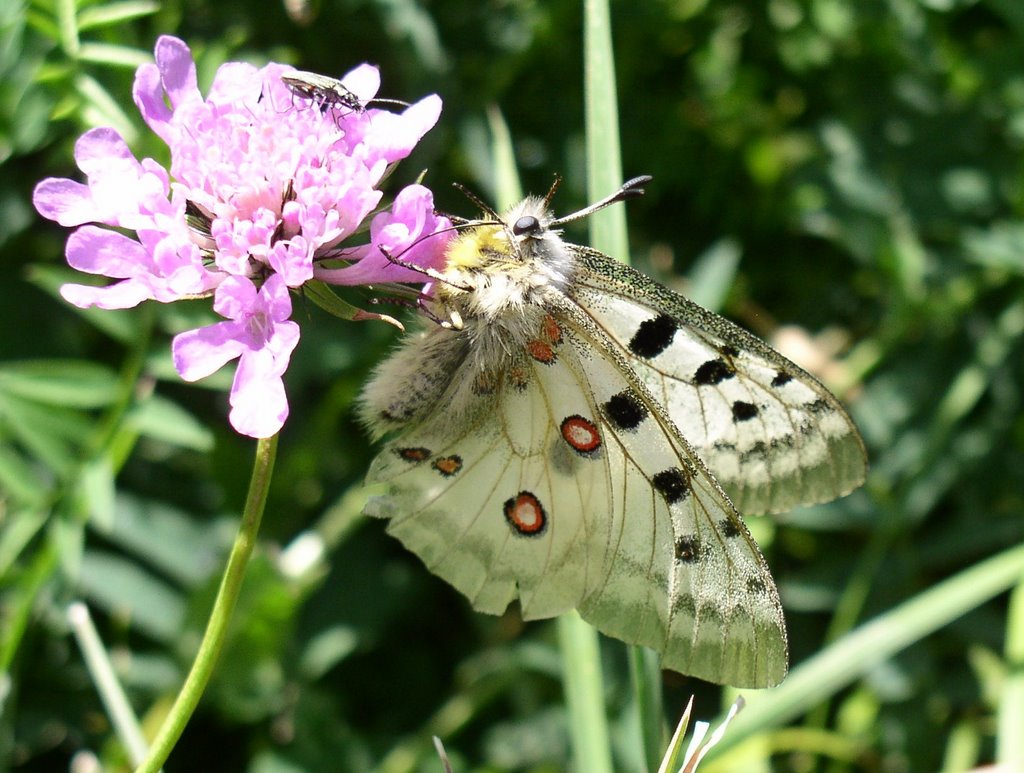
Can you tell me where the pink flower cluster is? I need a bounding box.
[34,36,451,438]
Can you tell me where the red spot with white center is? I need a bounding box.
[503,491,547,536]
[560,415,602,455]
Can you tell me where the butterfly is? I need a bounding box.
[358,175,867,688]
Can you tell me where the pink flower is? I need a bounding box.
[316,184,450,285]
[33,35,453,438]
[173,275,299,438]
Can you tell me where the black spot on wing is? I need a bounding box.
[653,467,690,505]
[719,517,742,538]
[771,371,793,387]
[747,575,768,595]
[628,314,679,358]
[602,390,647,430]
[674,535,701,563]
[694,358,735,386]
[731,400,759,422]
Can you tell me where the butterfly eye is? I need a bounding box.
[512,215,541,236]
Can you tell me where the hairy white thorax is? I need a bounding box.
[360,196,577,437]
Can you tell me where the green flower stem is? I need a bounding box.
[997,568,1024,767]
[556,611,613,773]
[137,433,278,773]
[629,645,664,772]
[68,602,149,766]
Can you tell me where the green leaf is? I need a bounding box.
[76,42,154,69]
[25,266,142,345]
[584,0,628,262]
[0,508,48,578]
[485,105,522,211]
[685,238,742,313]
[91,495,226,587]
[77,457,116,531]
[303,280,406,330]
[557,610,612,773]
[0,359,119,408]
[0,391,87,476]
[128,395,214,452]
[76,2,160,31]
[997,570,1024,767]
[0,443,48,507]
[78,549,187,643]
[76,72,138,143]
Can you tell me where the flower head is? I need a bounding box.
[34,36,452,437]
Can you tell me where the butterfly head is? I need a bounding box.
[431,177,653,318]
[443,197,557,270]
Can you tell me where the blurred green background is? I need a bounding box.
[3,0,1024,770]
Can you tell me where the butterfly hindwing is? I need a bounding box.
[569,246,867,515]
[551,297,787,687]
[364,323,608,619]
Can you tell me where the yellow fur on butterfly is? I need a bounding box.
[445,226,509,270]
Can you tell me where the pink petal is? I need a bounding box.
[316,184,450,285]
[341,64,381,103]
[172,321,248,381]
[154,36,199,110]
[133,62,174,142]
[266,238,314,287]
[261,273,295,322]
[229,349,289,438]
[212,276,258,321]
[206,62,262,107]
[66,226,149,277]
[33,178,96,226]
[365,95,443,164]
[265,318,300,363]
[74,127,134,179]
[60,281,153,310]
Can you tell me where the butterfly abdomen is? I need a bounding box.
[358,328,470,439]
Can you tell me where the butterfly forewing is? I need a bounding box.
[569,246,867,515]
[552,297,788,687]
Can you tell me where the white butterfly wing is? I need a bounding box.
[364,305,787,687]
[364,328,610,620]
[553,299,787,687]
[570,247,867,515]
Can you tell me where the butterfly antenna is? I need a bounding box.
[542,174,563,208]
[377,235,473,293]
[550,175,653,227]
[452,182,502,221]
